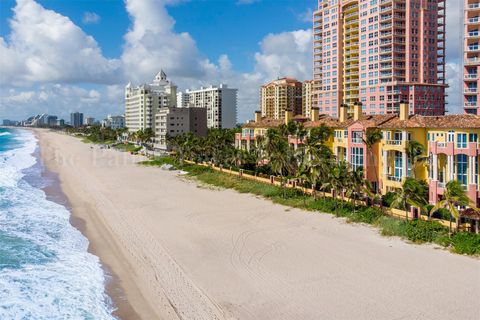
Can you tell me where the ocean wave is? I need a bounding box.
[0,130,117,319]
[0,132,11,136]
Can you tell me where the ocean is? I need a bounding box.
[0,128,117,319]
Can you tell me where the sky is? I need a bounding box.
[0,0,464,123]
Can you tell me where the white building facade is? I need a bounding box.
[102,115,125,130]
[183,84,237,129]
[125,71,177,132]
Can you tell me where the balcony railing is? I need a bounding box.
[465,74,478,79]
[464,88,478,94]
[386,140,402,145]
[468,3,480,9]
[387,175,402,182]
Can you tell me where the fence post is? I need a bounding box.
[270,175,275,184]
[239,169,243,177]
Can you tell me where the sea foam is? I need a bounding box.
[0,129,117,319]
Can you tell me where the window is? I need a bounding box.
[447,130,454,143]
[457,133,467,148]
[350,147,364,171]
[455,154,468,187]
[394,151,403,180]
[352,131,363,143]
[469,133,478,143]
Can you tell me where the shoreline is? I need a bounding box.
[32,129,480,320]
[34,130,151,320]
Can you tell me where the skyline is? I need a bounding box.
[0,0,464,122]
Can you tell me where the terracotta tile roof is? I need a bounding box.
[304,115,342,128]
[378,114,480,129]
[243,114,480,131]
[242,118,284,129]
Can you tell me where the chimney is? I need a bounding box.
[285,109,293,125]
[255,111,261,123]
[339,104,349,123]
[353,102,362,121]
[399,101,409,121]
[311,107,320,122]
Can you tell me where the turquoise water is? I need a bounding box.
[0,128,117,319]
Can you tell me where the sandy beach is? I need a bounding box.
[36,129,480,320]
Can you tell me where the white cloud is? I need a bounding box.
[0,0,120,86]
[82,12,101,24]
[298,8,313,23]
[0,84,122,120]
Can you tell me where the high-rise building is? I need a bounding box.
[261,78,303,120]
[85,117,95,126]
[313,0,446,118]
[184,84,237,129]
[176,92,190,108]
[302,80,315,118]
[70,112,84,128]
[154,107,207,151]
[125,71,177,132]
[47,115,58,127]
[464,0,480,115]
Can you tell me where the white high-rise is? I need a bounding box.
[183,84,237,129]
[125,71,177,132]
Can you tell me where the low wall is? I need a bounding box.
[186,161,459,229]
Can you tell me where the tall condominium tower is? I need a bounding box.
[184,84,238,129]
[261,78,303,120]
[124,71,177,132]
[313,0,446,118]
[464,0,480,115]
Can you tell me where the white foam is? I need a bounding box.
[0,132,11,136]
[0,129,117,319]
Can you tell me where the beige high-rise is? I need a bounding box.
[261,78,303,120]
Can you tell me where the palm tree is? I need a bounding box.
[309,124,333,144]
[330,161,350,216]
[406,140,428,178]
[269,141,290,198]
[363,129,382,194]
[429,180,473,234]
[349,166,369,215]
[390,177,429,222]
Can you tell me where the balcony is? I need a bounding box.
[464,73,478,80]
[387,175,402,182]
[467,31,480,38]
[386,140,402,146]
[465,57,480,65]
[468,3,480,10]
[467,44,480,52]
[467,17,480,24]
[464,88,478,94]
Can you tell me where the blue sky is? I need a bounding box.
[0,0,313,74]
[0,0,463,122]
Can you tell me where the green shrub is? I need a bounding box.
[350,207,383,224]
[405,220,447,243]
[450,232,480,255]
[381,192,396,207]
[377,216,407,237]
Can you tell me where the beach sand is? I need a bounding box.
[36,129,480,320]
